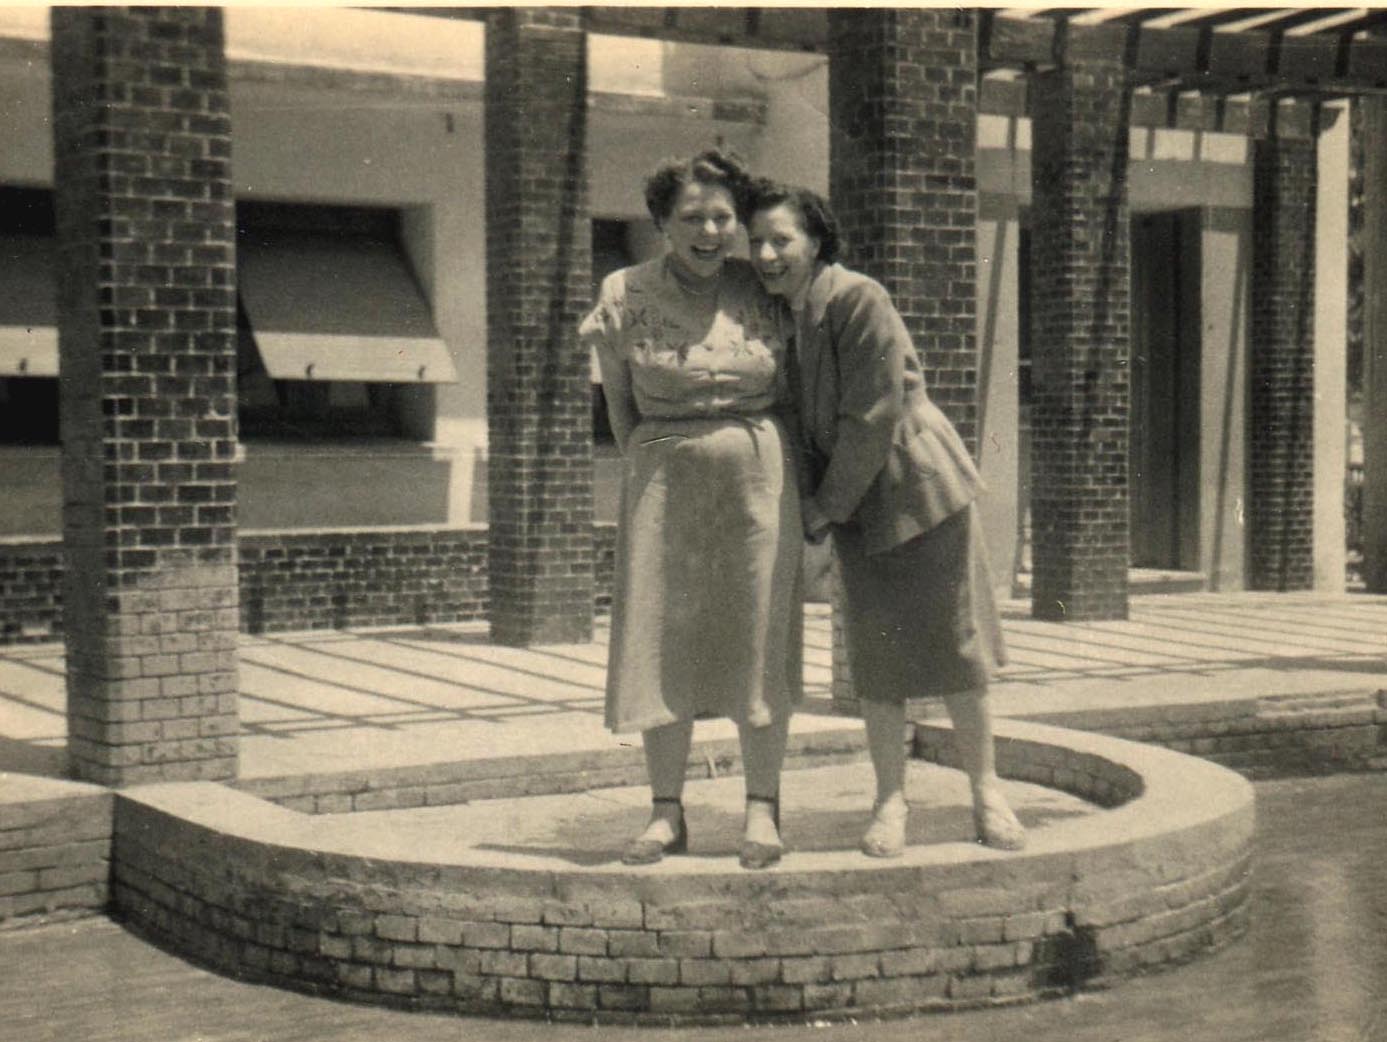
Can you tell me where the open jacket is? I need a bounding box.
[794,262,984,555]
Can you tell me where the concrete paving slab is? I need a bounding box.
[334,759,1087,871]
[0,593,1382,787]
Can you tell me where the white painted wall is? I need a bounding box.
[1199,209,1251,590]
[1314,101,1349,592]
[0,20,793,533]
[0,12,1358,596]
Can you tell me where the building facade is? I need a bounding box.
[0,7,1377,783]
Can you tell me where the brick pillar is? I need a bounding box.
[1249,104,1317,591]
[483,9,593,646]
[1364,98,1387,593]
[828,8,981,450]
[51,8,238,785]
[1027,49,1133,621]
[827,9,979,710]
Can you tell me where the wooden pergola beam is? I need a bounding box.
[983,12,1387,93]
[979,73,1341,138]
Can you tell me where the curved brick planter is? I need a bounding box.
[111,719,1254,1024]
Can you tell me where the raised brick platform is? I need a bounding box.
[0,774,111,928]
[108,719,1253,1023]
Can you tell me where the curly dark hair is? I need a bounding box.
[744,179,842,265]
[643,149,753,225]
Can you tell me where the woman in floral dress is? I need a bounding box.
[580,150,802,870]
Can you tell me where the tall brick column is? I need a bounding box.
[1364,97,1387,593]
[51,8,239,785]
[827,8,981,450]
[1027,45,1133,621]
[827,9,979,709]
[483,9,593,646]
[1248,104,1317,591]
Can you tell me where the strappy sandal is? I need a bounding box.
[621,797,688,865]
[739,793,782,870]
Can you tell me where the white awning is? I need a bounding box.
[238,230,457,383]
[0,235,57,377]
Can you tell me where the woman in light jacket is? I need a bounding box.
[746,182,1025,856]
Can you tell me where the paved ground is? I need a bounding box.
[5,772,1384,1042]
[2,592,1384,784]
[0,591,1383,1038]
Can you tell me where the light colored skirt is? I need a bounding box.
[605,414,803,734]
[834,503,1007,703]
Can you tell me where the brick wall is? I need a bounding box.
[0,524,618,644]
[1027,50,1133,621]
[827,8,981,452]
[239,529,488,634]
[109,724,1253,1022]
[0,541,63,644]
[1249,108,1318,592]
[50,7,240,785]
[483,8,595,647]
[0,783,112,929]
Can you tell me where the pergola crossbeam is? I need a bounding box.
[982,12,1387,95]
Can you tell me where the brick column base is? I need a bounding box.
[1028,55,1133,621]
[51,7,239,784]
[1249,105,1318,592]
[483,8,594,647]
[1364,98,1387,593]
[827,7,981,450]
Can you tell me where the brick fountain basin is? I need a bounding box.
[110,718,1254,1024]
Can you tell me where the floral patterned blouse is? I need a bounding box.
[579,256,790,450]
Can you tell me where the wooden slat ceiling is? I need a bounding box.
[980,7,1387,93]
[408,8,1387,96]
[585,7,1387,93]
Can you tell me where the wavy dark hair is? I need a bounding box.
[643,149,753,225]
[744,179,842,265]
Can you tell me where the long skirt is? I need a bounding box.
[834,503,1007,703]
[605,414,803,734]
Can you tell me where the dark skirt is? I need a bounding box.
[834,503,1007,702]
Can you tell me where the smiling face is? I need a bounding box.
[748,202,820,301]
[661,180,739,280]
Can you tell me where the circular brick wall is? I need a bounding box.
[111,719,1254,1024]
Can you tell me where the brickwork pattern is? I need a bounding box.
[50,7,239,786]
[827,8,981,453]
[0,541,63,643]
[108,727,1254,1023]
[239,725,866,816]
[235,689,1387,815]
[239,529,489,634]
[1027,60,1133,621]
[0,525,617,645]
[0,790,112,929]
[1249,127,1317,591]
[1032,689,1387,778]
[483,9,595,647]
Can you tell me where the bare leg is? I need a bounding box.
[632,720,694,846]
[738,714,790,847]
[860,699,910,856]
[942,689,1025,850]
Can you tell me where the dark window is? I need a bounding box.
[0,187,58,445]
[235,201,454,440]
